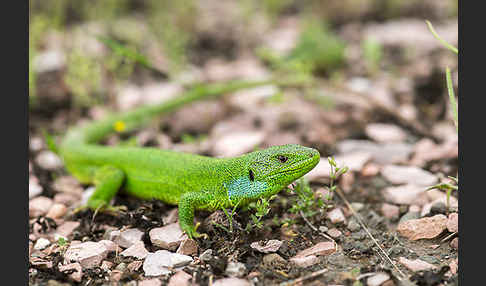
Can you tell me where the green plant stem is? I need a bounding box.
[425,20,458,54]
[446,67,458,132]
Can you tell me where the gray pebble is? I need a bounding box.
[347,218,360,232]
[225,262,246,277]
[399,211,420,224]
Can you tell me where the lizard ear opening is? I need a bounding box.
[249,169,255,181]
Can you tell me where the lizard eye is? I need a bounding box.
[277,155,288,163]
[249,169,255,181]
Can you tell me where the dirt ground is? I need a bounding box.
[29,1,458,285]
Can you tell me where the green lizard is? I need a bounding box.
[59,79,320,238]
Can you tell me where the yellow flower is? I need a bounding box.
[113,121,126,132]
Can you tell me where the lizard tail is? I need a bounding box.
[60,79,272,150]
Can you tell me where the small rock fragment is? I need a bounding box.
[168,270,192,286]
[446,213,458,233]
[121,241,149,259]
[399,212,420,224]
[350,202,365,212]
[361,162,381,177]
[139,279,162,286]
[199,249,213,262]
[262,253,287,269]
[225,262,246,277]
[53,193,80,207]
[381,165,438,186]
[35,151,63,170]
[327,228,342,238]
[213,278,251,286]
[250,240,283,254]
[365,123,407,143]
[382,185,429,206]
[29,196,53,217]
[339,172,355,193]
[55,221,80,238]
[381,203,400,220]
[110,270,124,282]
[289,255,320,268]
[143,250,193,277]
[29,178,43,198]
[449,258,458,275]
[367,272,391,286]
[58,263,82,282]
[46,203,67,219]
[98,240,119,253]
[212,131,265,157]
[327,208,346,224]
[450,237,458,249]
[34,238,51,250]
[64,241,109,268]
[337,140,413,164]
[100,260,114,271]
[294,242,336,258]
[397,214,448,240]
[347,218,360,232]
[334,152,372,172]
[162,209,179,225]
[150,223,187,251]
[33,49,65,73]
[110,228,144,248]
[52,176,83,195]
[127,260,143,272]
[176,238,198,256]
[398,257,437,272]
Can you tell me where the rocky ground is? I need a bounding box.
[29,1,458,285]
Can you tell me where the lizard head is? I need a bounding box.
[227,144,320,202]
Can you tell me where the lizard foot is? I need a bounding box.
[71,202,127,217]
[183,222,209,240]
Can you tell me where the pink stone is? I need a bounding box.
[176,238,198,256]
[446,213,458,233]
[121,241,149,259]
[381,203,400,220]
[382,185,429,206]
[398,257,437,272]
[327,208,346,224]
[55,221,80,238]
[46,203,67,219]
[327,228,342,238]
[294,242,336,258]
[149,223,187,251]
[64,241,109,268]
[168,270,192,286]
[289,255,319,268]
[397,214,448,241]
[139,279,162,286]
[250,240,283,254]
[59,263,83,282]
[29,196,53,217]
[450,237,458,249]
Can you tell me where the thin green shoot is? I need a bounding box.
[97,36,154,71]
[446,67,458,132]
[425,20,458,54]
[328,156,349,193]
[426,177,458,211]
[214,198,242,234]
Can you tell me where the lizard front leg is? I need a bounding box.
[83,165,126,213]
[178,191,212,239]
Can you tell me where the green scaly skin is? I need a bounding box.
[59,79,320,238]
